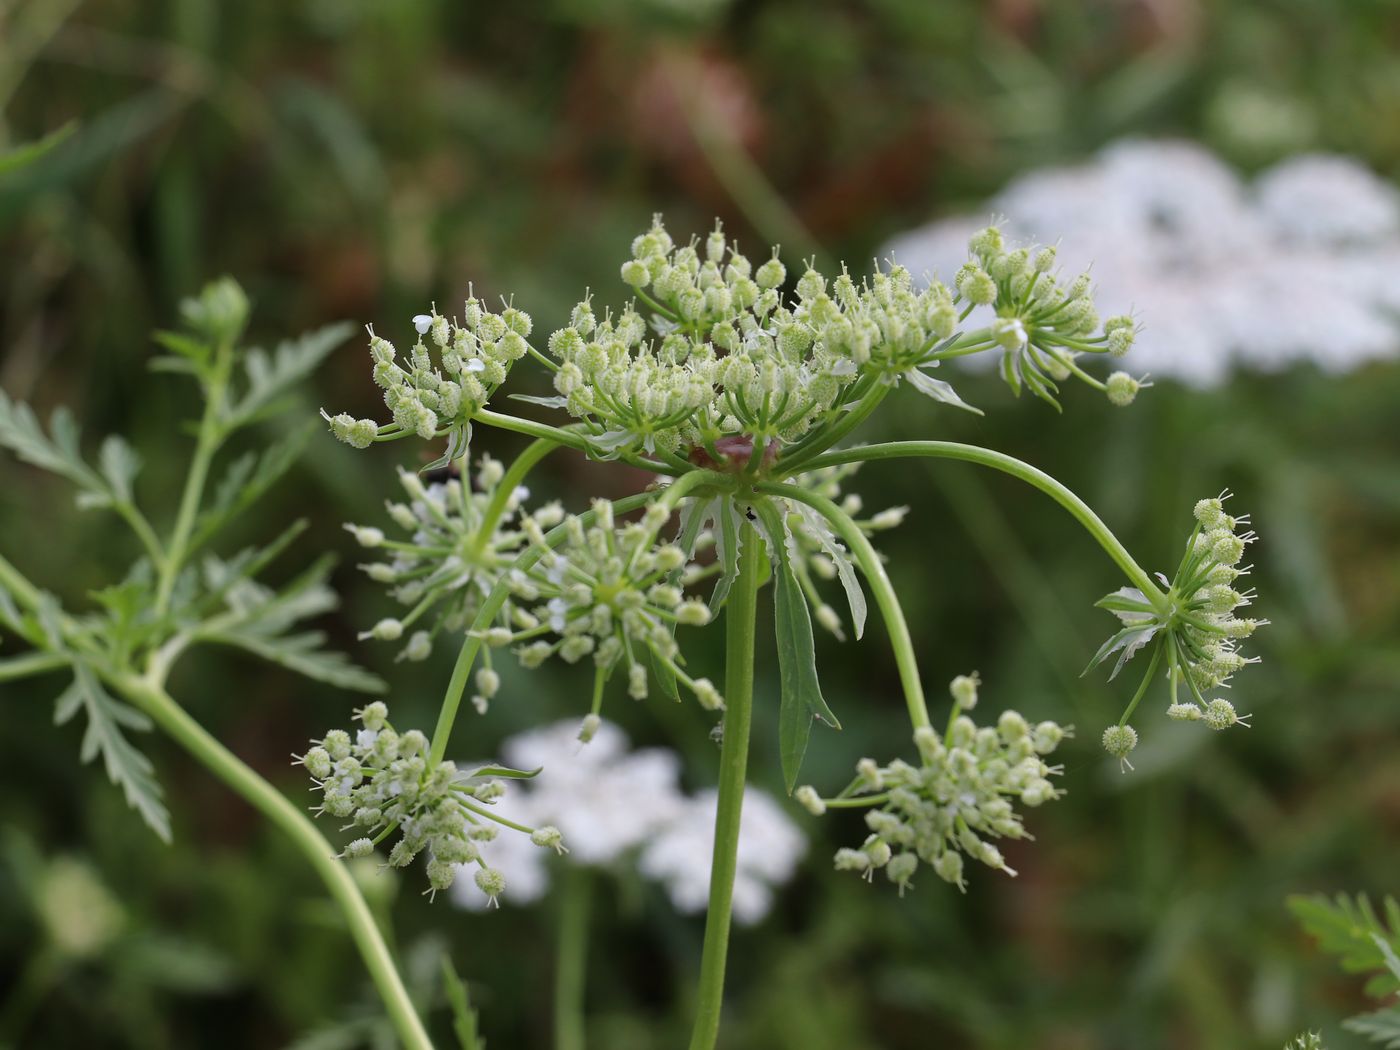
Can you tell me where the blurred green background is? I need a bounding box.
[2,1,1399,1047]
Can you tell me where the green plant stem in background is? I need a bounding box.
[802,441,1162,603]
[554,866,592,1050]
[115,674,434,1050]
[687,516,761,1050]
[758,481,932,731]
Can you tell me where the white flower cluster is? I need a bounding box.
[451,719,806,924]
[345,456,530,667]
[885,140,1400,385]
[1095,495,1264,768]
[537,215,1133,464]
[505,499,722,711]
[325,296,531,449]
[299,702,564,902]
[798,676,1067,894]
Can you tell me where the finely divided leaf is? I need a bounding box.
[1288,893,1400,999]
[200,553,386,693]
[205,628,386,693]
[442,956,487,1050]
[0,392,106,495]
[1346,1007,1400,1048]
[55,666,170,842]
[190,426,311,553]
[225,323,354,432]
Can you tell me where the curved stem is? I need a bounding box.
[471,409,682,478]
[687,516,761,1050]
[757,482,931,731]
[778,382,891,476]
[471,437,557,559]
[115,674,432,1050]
[554,865,591,1050]
[797,441,1163,603]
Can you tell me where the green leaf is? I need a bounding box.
[790,501,867,640]
[54,666,170,842]
[1289,893,1400,999]
[203,627,385,694]
[224,322,353,432]
[767,510,841,793]
[0,121,77,177]
[199,552,386,693]
[1346,1007,1400,1048]
[1083,624,1160,680]
[95,435,142,505]
[0,391,106,495]
[465,764,540,780]
[189,425,311,553]
[442,955,486,1050]
[423,421,471,473]
[709,497,744,614]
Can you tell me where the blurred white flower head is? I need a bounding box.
[884,140,1400,386]
[638,787,808,926]
[450,719,806,921]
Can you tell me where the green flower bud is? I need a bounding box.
[1101,724,1138,769]
[949,673,980,710]
[693,678,724,711]
[755,256,787,289]
[301,746,332,779]
[474,867,506,903]
[531,826,567,854]
[794,785,826,816]
[1105,371,1142,407]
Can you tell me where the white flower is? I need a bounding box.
[412,314,433,334]
[501,720,687,866]
[638,787,807,926]
[884,139,1400,386]
[445,719,807,924]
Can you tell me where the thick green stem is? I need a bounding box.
[116,675,433,1050]
[554,866,591,1050]
[798,441,1163,603]
[687,516,761,1050]
[757,482,931,732]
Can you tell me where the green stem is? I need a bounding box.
[798,441,1163,603]
[757,482,931,731]
[0,650,68,683]
[472,409,681,478]
[155,343,233,618]
[472,437,557,558]
[116,674,433,1050]
[554,865,591,1050]
[687,516,761,1050]
[114,501,166,569]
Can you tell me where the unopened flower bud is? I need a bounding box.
[794,786,826,816]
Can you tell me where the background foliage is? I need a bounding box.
[2,1,1398,1047]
